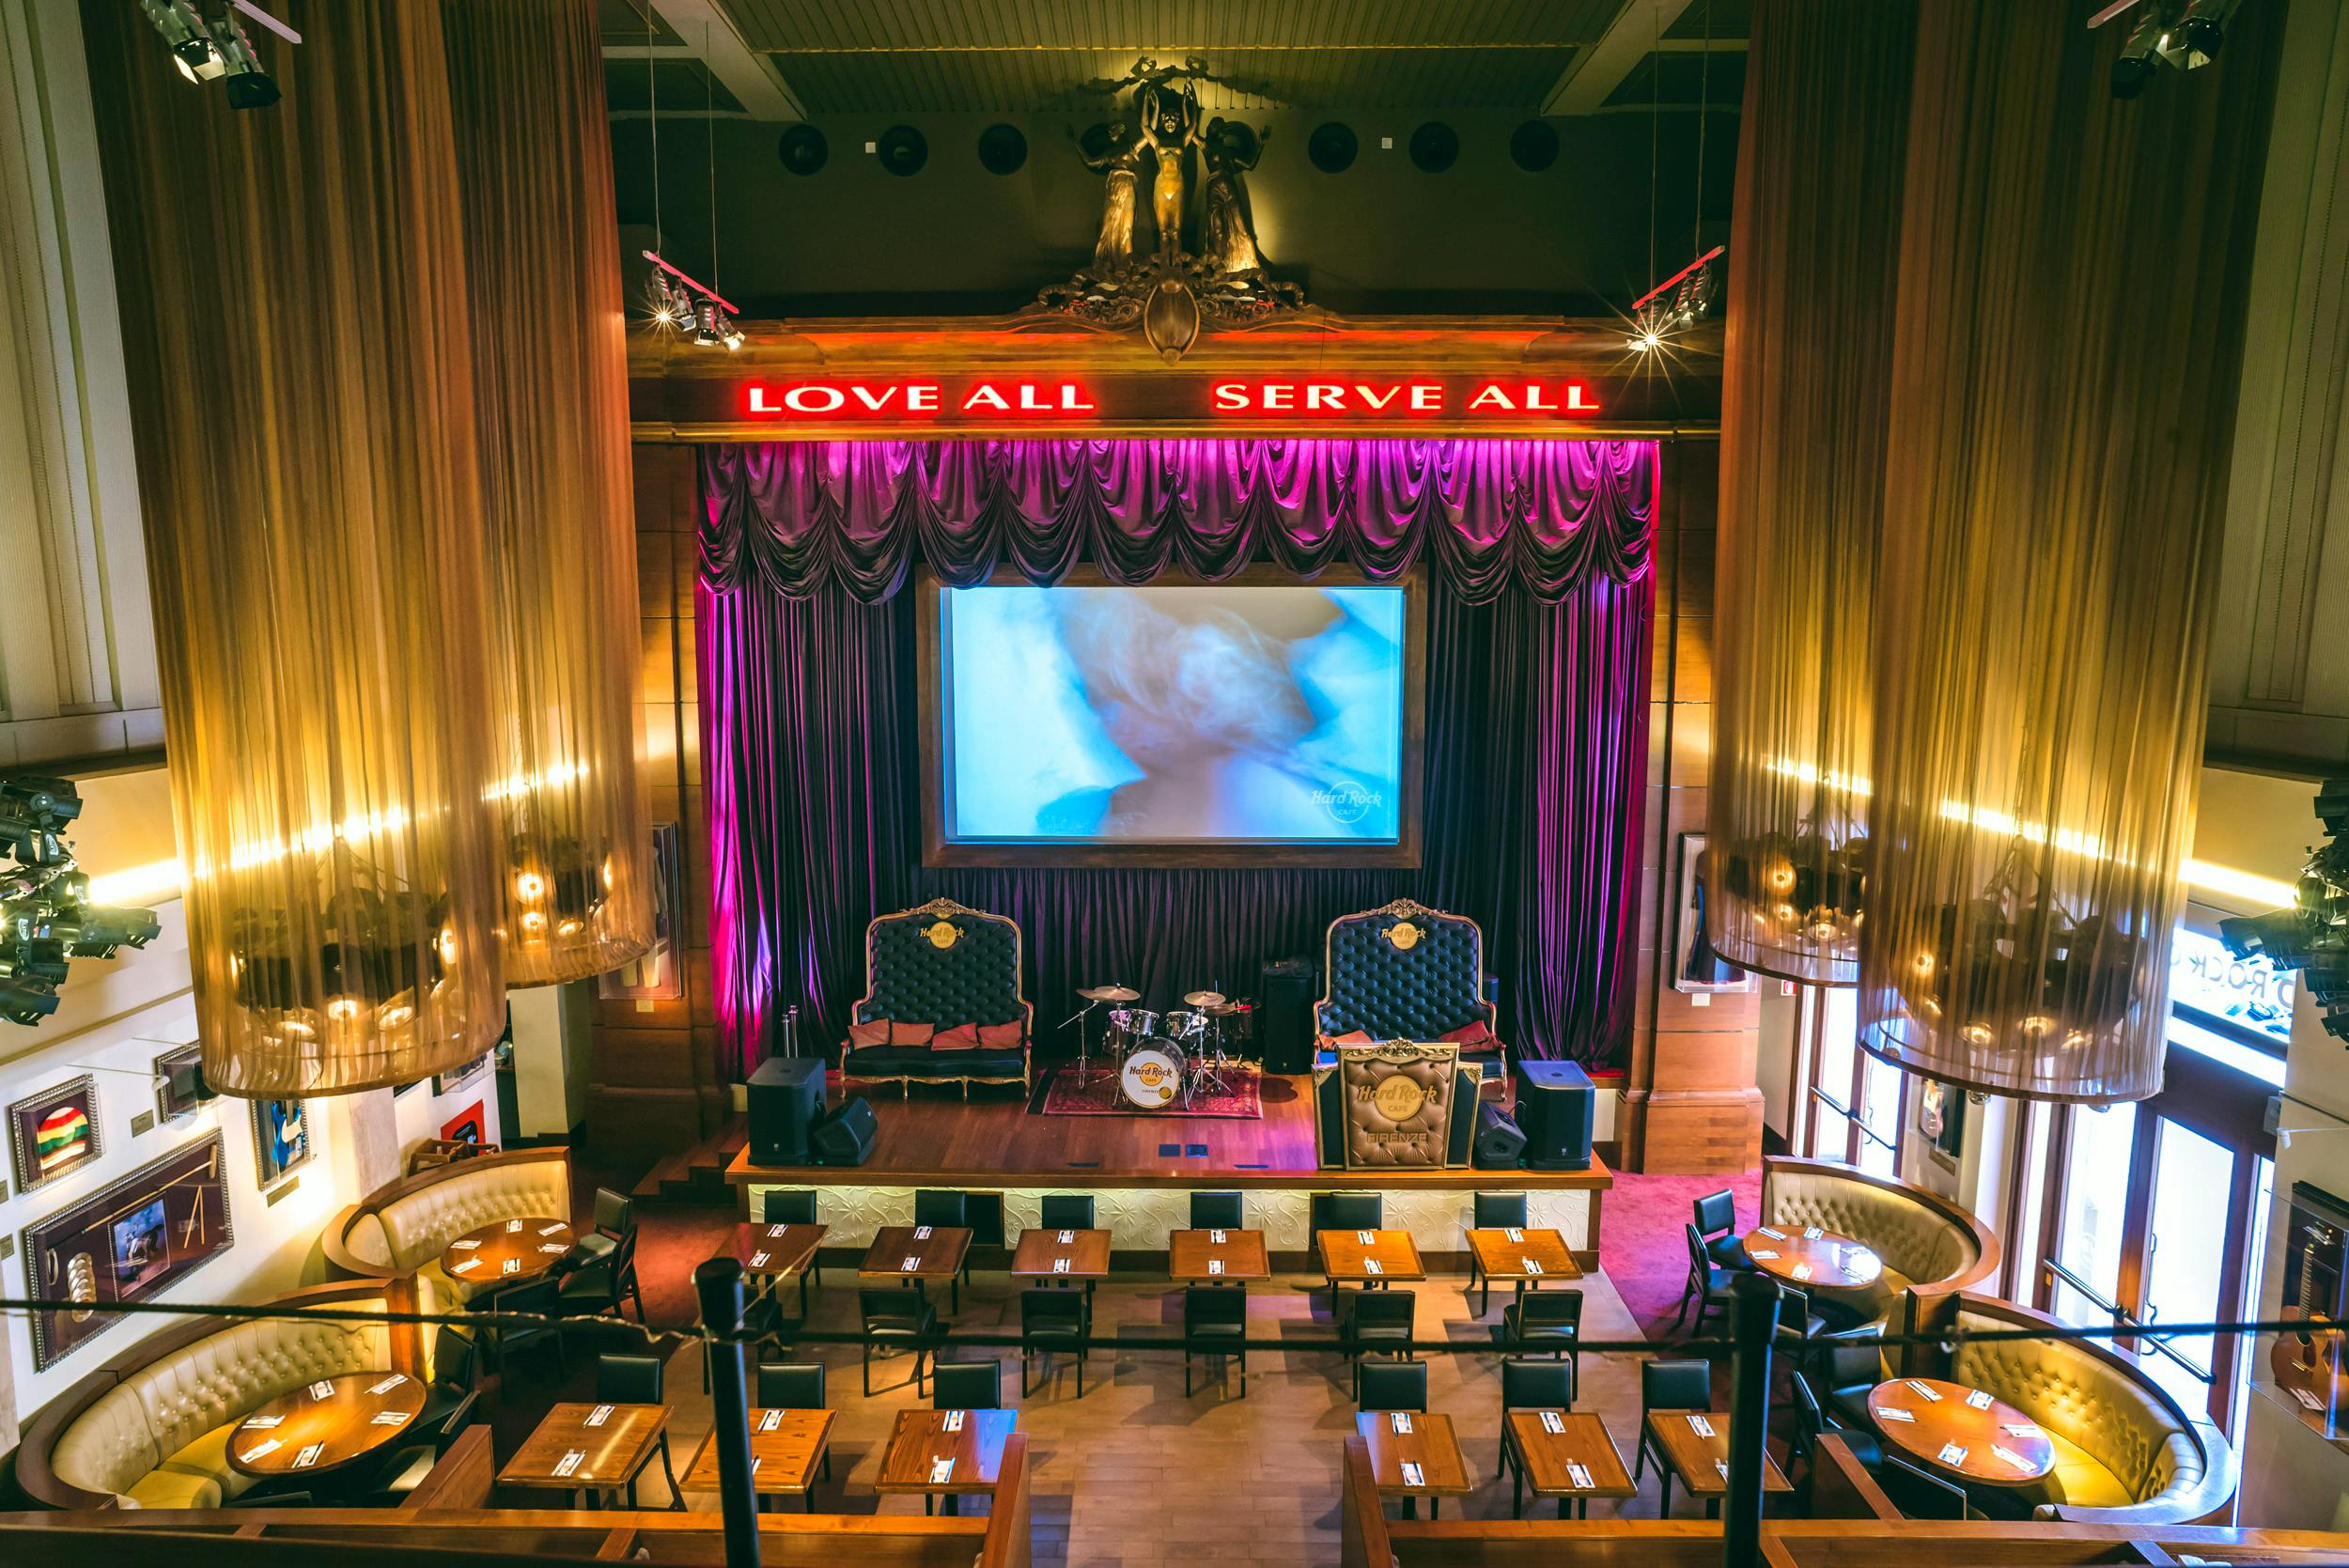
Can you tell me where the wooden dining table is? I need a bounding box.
[1008,1226,1112,1286]
[734,1220,828,1313]
[226,1371,428,1488]
[874,1407,1016,1516]
[680,1406,835,1511]
[1467,1226,1580,1313]
[1168,1227,1270,1283]
[440,1215,576,1288]
[1740,1223,1885,1293]
[1641,1408,1794,1518]
[1502,1409,1636,1519]
[1318,1228,1427,1287]
[497,1400,672,1508]
[1354,1408,1472,1518]
[860,1225,973,1312]
[1866,1377,2056,1488]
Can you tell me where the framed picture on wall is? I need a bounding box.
[152,1045,211,1124]
[21,1132,233,1370]
[599,820,683,1001]
[433,1052,492,1098]
[250,1097,311,1187]
[1917,1079,1968,1172]
[440,1101,488,1147]
[1672,831,1756,994]
[9,1075,102,1195]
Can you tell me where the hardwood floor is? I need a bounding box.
[727,1073,1612,1192]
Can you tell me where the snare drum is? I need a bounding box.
[1105,1007,1161,1048]
[1161,1009,1209,1046]
[1119,1046,1185,1109]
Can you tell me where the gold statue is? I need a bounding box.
[1137,75,1203,259]
[1199,117,1268,273]
[1077,119,1144,275]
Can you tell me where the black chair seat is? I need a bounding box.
[845,1046,1026,1077]
[572,1231,618,1262]
[1703,1234,1752,1272]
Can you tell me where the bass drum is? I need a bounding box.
[1119,1045,1185,1110]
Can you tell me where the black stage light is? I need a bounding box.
[977,122,1028,175]
[142,0,218,80]
[2177,0,2231,58]
[877,124,927,177]
[207,2,278,109]
[1408,121,1458,174]
[1509,119,1560,173]
[2111,7,2168,98]
[777,122,829,176]
[1307,121,1358,174]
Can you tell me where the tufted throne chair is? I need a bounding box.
[840,897,1033,1095]
[1315,899,1502,1069]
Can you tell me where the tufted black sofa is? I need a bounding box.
[1315,898,1502,1067]
[841,897,1033,1094]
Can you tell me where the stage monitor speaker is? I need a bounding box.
[748,1055,828,1166]
[810,1095,877,1167]
[1474,1100,1527,1168]
[1512,1058,1595,1171]
[1444,1062,1482,1165]
[1259,957,1317,1073]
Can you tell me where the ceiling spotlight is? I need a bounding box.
[143,1,289,108]
[141,0,220,81]
[2176,0,2232,59]
[2111,7,2168,98]
[210,6,280,110]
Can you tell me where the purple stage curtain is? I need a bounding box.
[700,438,1655,603]
[698,439,1656,1076]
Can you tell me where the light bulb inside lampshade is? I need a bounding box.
[325,995,364,1023]
[514,869,546,901]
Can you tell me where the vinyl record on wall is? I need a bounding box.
[1408,121,1459,173]
[776,122,828,176]
[1307,121,1358,174]
[877,124,928,177]
[977,122,1028,175]
[1509,119,1560,172]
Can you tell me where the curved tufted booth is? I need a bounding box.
[15,1279,426,1511]
[1760,1156,1999,1318]
[1915,1291,2235,1525]
[842,898,1032,1094]
[1315,899,1500,1063]
[320,1145,572,1305]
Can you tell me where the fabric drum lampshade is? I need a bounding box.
[443,0,653,986]
[1705,0,1916,986]
[1855,0,2279,1102]
[85,1,506,1094]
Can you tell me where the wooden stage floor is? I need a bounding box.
[724,1071,1610,1194]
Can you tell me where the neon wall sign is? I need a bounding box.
[733,375,1606,428]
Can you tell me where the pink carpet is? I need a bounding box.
[1037,1063,1264,1118]
[1602,1164,1763,1343]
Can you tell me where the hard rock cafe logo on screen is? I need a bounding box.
[738,376,1602,424]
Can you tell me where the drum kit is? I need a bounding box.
[1066,983,1248,1110]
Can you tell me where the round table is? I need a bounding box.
[439,1215,576,1285]
[1740,1225,1885,1291]
[226,1370,428,1479]
[1865,1376,2056,1488]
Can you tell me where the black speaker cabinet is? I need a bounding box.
[1444,1062,1482,1165]
[1512,1057,1595,1171]
[810,1095,878,1167]
[1259,956,1317,1073]
[749,1056,827,1166]
[1474,1100,1528,1168]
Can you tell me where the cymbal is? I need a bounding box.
[1183,989,1227,1008]
[1079,984,1140,1002]
[1202,1001,1245,1016]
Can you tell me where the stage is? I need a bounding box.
[724,1071,1610,1267]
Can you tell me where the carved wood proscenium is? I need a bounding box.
[1033,57,1307,363]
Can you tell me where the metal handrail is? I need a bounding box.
[2042,1256,2215,1383]
[1809,1084,1896,1151]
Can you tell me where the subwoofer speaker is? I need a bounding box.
[747,1055,827,1166]
[810,1095,877,1167]
[1512,1058,1595,1171]
[1258,957,1317,1073]
[1474,1100,1527,1168]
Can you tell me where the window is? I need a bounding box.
[1797,986,1906,1171]
[2049,1102,2137,1328]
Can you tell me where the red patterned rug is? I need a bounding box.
[1036,1063,1265,1119]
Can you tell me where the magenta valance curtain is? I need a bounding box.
[700,438,1657,603]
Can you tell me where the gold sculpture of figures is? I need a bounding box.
[1078,119,1144,273]
[1137,75,1203,258]
[1199,117,1268,273]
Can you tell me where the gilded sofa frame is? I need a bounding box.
[839,896,1034,1097]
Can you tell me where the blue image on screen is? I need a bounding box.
[942,583,1406,844]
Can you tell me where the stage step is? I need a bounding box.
[630,1114,747,1205]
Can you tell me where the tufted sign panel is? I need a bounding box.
[1764,1168,1980,1292]
[1950,1305,2203,1512]
[51,1300,391,1505]
[858,908,1025,1032]
[1316,907,1494,1043]
[373,1158,571,1272]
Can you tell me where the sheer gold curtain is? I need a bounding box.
[444,0,652,986]
[1706,0,1915,986]
[1857,0,2280,1102]
[84,1,505,1094]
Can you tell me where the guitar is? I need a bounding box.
[2272,1221,2347,1436]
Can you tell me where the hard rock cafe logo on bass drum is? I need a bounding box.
[1370,1074,1430,1123]
[1120,1047,1182,1107]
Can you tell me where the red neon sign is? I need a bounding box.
[743,378,1097,419]
[733,375,1602,426]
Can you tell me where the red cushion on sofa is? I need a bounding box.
[1330,1030,1375,1047]
[932,1023,981,1052]
[847,1019,891,1049]
[1441,1020,1497,1048]
[977,1019,1024,1049]
[890,1020,935,1047]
